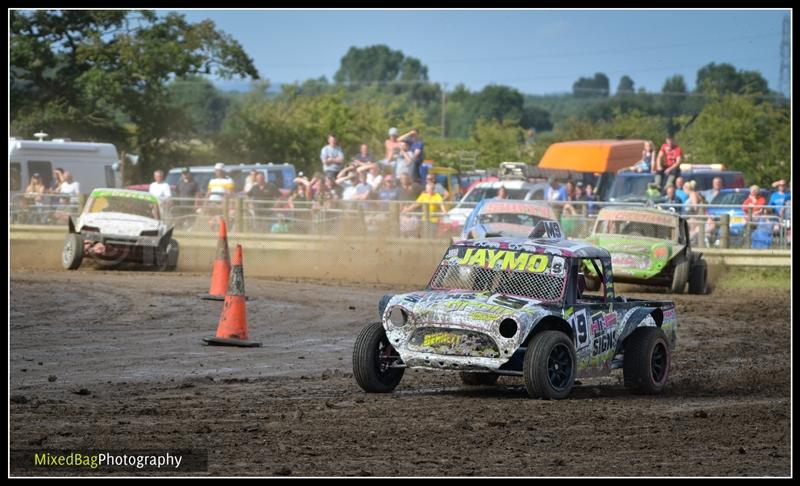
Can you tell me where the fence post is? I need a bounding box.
[423,204,431,239]
[743,207,753,248]
[235,197,245,233]
[389,202,400,237]
[719,214,730,249]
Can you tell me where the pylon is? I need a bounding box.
[199,219,231,301]
[203,244,261,347]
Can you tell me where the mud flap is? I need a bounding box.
[614,307,662,356]
[68,216,76,234]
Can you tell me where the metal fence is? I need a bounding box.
[9,193,791,250]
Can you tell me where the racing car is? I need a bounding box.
[584,207,707,294]
[353,220,678,399]
[62,188,179,271]
[458,199,558,240]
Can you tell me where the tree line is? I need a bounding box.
[10,11,790,187]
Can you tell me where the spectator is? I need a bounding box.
[243,169,259,194]
[382,127,402,167]
[662,184,683,213]
[49,167,65,193]
[353,143,374,166]
[391,140,416,180]
[702,176,724,203]
[58,171,81,204]
[768,179,790,215]
[339,171,371,201]
[377,175,399,203]
[149,170,172,204]
[357,162,383,192]
[495,186,508,200]
[174,168,200,228]
[619,141,655,173]
[674,176,689,202]
[403,181,446,237]
[654,135,683,188]
[24,173,46,204]
[580,183,597,216]
[320,134,345,179]
[206,163,234,203]
[397,173,422,201]
[247,172,280,231]
[425,173,449,200]
[270,214,290,234]
[683,181,707,245]
[400,128,425,182]
[289,179,311,208]
[545,177,567,202]
[313,175,338,209]
[742,184,766,219]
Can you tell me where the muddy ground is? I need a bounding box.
[10,269,791,476]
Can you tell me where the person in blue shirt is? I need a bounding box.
[403,128,425,183]
[768,179,790,215]
[545,177,567,202]
[674,176,689,203]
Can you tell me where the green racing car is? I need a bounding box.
[584,207,708,294]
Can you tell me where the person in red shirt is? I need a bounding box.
[742,185,766,219]
[654,136,683,188]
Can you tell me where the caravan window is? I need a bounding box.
[11,163,21,191]
[27,160,53,188]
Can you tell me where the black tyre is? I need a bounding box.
[62,233,83,270]
[523,331,576,399]
[353,322,405,393]
[157,239,179,271]
[669,254,689,293]
[459,372,499,386]
[688,258,707,295]
[623,327,671,395]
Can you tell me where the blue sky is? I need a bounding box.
[173,9,790,95]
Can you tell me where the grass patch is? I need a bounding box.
[712,266,791,290]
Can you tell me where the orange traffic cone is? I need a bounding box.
[203,244,261,347]
[199,219,231,301]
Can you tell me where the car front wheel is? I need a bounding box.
[353,322,405,393]
[523,330,576,399]
[62,233,83,270]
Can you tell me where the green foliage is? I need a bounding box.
[616,75,635,96]
[696,62,769,96]
[334,45,428,84]
[680,94,790,186]
[10,10,258,178]
[572,73,610,98]
[469,120,533,168]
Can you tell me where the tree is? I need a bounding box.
[616,75,635,96]
[695,62,769,96]
[168,75,230,135]
[680,94,790,186]
[334,45,428,85]
[660,74,690,122]
[572,73,610,97]
[467,85,525,124]
[10,10,258,176]
[520,106,553,132]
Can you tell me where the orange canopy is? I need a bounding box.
[537,140,650,173]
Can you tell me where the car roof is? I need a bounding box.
[596,206,681,224]
[89,188,159,203]
[453,235,610,259]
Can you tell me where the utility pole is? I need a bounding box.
[440,82,447,138]
[779,14,790,97]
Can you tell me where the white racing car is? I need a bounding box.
[62,188,179,271]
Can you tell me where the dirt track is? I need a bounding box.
[10,269,791,476]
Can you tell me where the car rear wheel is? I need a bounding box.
[523,331,576,399]
[460,372,499,386]
[688,258,707,295]
[353,322,405,393]
[623,327,670,395]
[62,233,83,270]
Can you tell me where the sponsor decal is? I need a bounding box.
[423,332,462,347]
[457,248,550,273]
[569,309,590,350]
[592,330,617,356]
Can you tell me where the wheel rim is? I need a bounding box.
[547,344,573,390]
[63,239,74,265]
[651,342,668,384]
[376,339,400,375]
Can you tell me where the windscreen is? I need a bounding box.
[429,246,568,302]
[88,194,159,219]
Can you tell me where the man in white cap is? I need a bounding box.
[206,162,234,204]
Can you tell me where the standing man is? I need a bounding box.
[654,135,683,188]
[174,168,200,228]
[382,127,401,167]
[407,128,425,182]
[320,134,345,180]
[702,176,724,203]
[353,143,374,166]
[149,170,172,204]
[205,163,235,227]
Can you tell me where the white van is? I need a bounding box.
[9,137,120,195]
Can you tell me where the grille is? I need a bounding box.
[430,264,565,302]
